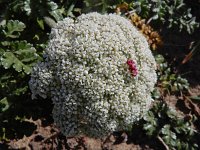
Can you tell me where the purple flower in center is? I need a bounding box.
[126,59,138,77]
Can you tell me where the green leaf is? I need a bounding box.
[0,97,9,112]
[143,123,156,136]
[37,18,44,30]
[155,54,165,63]
[3,20,25,38]
[48,1,58,10]
[151,88,161,99]
[49,10,63,21]
[13,86,28,96]
[1,52,13,69]
[66,3,76,16]
[1,41,40,74]
[22,65,31,74]
[24,0,31,15]
[161,125,177,146]
[47,1,63,21]
[1,52,23,72]
[169,74,176,80]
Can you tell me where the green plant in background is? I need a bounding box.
[155,54,189,93]
[0,20,40,113]
[143,102,199,150]
[131,0,199,34]
[83,0,123,13]
[0,20,43,141]
[0,21,40,73]
[0,0,81,44]
[82,0,199,34]
[0,0,78,22]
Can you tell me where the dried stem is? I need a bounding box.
[157,135,169,150]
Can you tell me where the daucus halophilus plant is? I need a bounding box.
[29,13,157,137]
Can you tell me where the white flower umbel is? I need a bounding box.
[29,13,157,137]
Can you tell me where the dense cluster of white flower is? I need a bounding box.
[29,12,157,137]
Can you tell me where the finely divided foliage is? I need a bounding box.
[29,13,157,137]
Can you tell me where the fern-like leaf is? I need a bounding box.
[2,20,25,38]
[1,41,40,74]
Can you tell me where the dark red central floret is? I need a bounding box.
[126,59,138,77]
